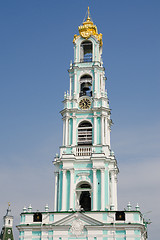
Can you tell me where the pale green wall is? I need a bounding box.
[69,118,73,145]
[105,166,109,208]
[58,171,62,211]
[97,117,101,144]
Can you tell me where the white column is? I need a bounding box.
[63,119,65,146]
[103,75,105,92]
[111,170,115,209]
[92,168,97,210]
[101,169,105,211]
[106,119,111,147]
[93,44,95,62]
[54,172,58,211]
[70,169,74,210]
[74,71,77,98]
[104,117,107,145]
[65,117,69,146]
[72,115,76,146]
[74,46,77,62]
[62,169,67,211]
[114,174,118,210]
[93,114,97,145]
[94,70,97,96]
[69,74,72,96]
[101,115,104,145]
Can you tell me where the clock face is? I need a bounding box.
[79,98,91,109]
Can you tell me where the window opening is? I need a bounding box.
[76,183,91,211]
[78,121,92,145]
[81,41,92,62]
[80,75,92,97]
[33,212,42,222]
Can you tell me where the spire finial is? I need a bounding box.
[87,6,90,20]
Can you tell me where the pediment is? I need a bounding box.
[53,212,103,226]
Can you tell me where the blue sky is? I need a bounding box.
[0,0,160,239]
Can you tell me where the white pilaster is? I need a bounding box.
[69,74,72,96]
[111,170,115,209]
[93,43,95,62]
[63,119,65,146]
[101,115,104,145]
[101,168,105,211]
[70,169,74,210]
[107,118,111,147]
[104,117,107,145]
[93,114,97,145]
[65,117,69,146]
[114,174,118,210]
[94,69,97,97]
[72,115,76,146]
[92,168,97,210]
[54,172,58,211]
[62,169,67,211]
[74,71,77,98]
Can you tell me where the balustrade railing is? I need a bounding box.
[76,146,92,156]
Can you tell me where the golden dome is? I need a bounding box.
[73,7,103,46]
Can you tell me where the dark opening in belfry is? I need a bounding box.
[80,74,92,97]
[78,121,92,145]
[80,40,92,62]
[79,184,91,211]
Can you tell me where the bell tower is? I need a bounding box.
[53,7,118,213]
[0,204,14,240]
[17,8,148,240]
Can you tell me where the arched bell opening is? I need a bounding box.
[78,121,92,145]
[80,40,92,62]
[79,74,92,97]
[76,182,91,211]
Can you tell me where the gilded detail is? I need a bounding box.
[73,7,103,46]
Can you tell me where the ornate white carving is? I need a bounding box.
[70,219,84,236]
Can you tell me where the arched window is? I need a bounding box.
[76,182,91,211]
[78,121,92,145]
[79,74,92,97]
[80,41,92,62]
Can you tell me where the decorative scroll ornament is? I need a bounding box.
[70,219,84,236]
[73,7,103,46]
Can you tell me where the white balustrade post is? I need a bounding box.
[62,169,67,211]
[101,168,105,211]
[54,172,58,211]
[70,169,74,210]
[93,168,97,210]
